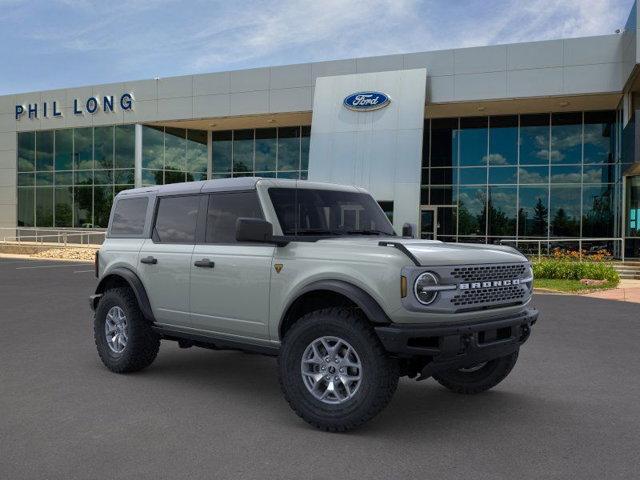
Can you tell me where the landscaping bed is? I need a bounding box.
[532,248,619,294]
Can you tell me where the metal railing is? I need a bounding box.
[0,227,106,247]
[498,238,625,261]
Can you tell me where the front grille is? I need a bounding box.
[451,264,527,283]
[451,285,525,307]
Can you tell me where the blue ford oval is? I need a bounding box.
[343,91,391,111]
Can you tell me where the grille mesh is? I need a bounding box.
[451,285,525,307]
[451,264,526,283]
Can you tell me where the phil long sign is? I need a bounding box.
[15,93,134,120]
[343,91,390,111]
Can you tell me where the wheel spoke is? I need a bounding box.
[300,336,362,405]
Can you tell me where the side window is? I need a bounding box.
[206,192,263,243]
[110,197,148,236]
[153,195,200,244]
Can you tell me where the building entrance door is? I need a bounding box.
[419,207,437,239]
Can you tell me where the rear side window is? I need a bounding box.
[205,192,263,243]
[153,195,200,244]
[110,197,148,236]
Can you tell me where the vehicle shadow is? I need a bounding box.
[138,344,559,435]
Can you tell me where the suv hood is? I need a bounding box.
[319,238,526,266]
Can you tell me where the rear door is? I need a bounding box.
[189,191,274,339]
[137,194,200,326]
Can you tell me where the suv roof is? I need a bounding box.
[116,177,362,198]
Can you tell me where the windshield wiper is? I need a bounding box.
[287,229,347,236]
[344,229,394,236]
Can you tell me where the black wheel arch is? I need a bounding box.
[279,279,391,340]
[93,267,155,323]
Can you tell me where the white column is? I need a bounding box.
[134,124,143,187]
[207,130,213,179]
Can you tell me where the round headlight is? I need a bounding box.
[414,272,439,305]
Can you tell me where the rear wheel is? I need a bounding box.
[278,307,399,432]
[94,287,160,373]
[432,350,519,394]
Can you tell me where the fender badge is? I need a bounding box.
[274,263,283,273]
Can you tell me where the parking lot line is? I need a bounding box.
[15,263,89,270]
[73,269,95,274]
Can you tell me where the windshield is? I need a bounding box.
[268,188,396,237]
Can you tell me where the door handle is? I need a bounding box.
[194,258,215,268]
[140,256,157,265]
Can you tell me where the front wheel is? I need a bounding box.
[278,308,399,432]
[432,350,519,394]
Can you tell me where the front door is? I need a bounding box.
[420,207,437,239]
[189,191,274,340]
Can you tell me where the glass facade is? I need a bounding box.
[141,126,208,185]
[211,126,310,179]
[422,111,620,244]
[17,125,135,228]
[14,111,623,251]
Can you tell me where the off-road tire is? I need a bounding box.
[433,350,519,394]
[94,287,160,373]
[278,307,399,432]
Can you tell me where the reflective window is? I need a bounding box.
[142,126,164,171]
[458,187,486,236]
[212,131,232,174]
[17,132,35,172]
[518,187,548,237]
[115,125,135,169]
[55,129,73,171]
[94,126,113,170]
[111,197,148,236]
[17,188,34,226]
[488,116,517,166]
[205,192,263,243]
[74,128,93,170]
[233,129,254,173]
[186,130,208,180]
[165,127,186,174]
[550,185,581,237]
[255,128,277,172]
[430,118,457,167]
[153,195,200,244]
[459,117,487,166]
[519,166,548,184]
[520,114,549,165]
[489,167,517,184]
[582,184,614,237]
[550,165,581,183]
[54,187,73,227]
[584,111,615,164]
[17,125,135,228]
[277,127,301,171]
[459,167,486,185]
[35,130,54,171]
[488,186,517,237]
[551,113,582,165]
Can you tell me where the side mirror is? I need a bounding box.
[236,217,274,243]
[402,223,414,238]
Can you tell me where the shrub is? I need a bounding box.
[532,259,619,285]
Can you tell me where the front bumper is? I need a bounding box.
[375,308,538,376]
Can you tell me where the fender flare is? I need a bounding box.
[93,267,155,322]
[280,279,391,336]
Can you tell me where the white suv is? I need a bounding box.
[91,177,537,431]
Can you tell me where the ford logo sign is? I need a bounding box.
[343,91,390,111]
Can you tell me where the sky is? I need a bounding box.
[0,0,636,95]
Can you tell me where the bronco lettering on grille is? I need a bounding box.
[458,278,521,290]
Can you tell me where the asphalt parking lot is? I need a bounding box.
[1,257,639,480]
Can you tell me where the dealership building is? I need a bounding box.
[3,4,640,257]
